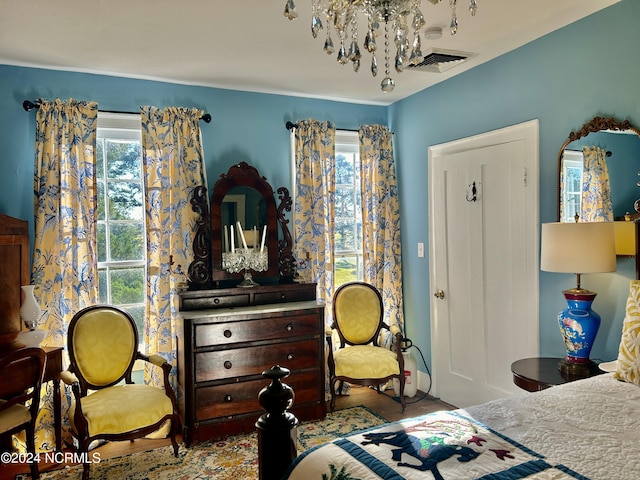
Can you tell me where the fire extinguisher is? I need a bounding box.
[393,338,418,398]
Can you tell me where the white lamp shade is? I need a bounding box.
[541,222,617,274]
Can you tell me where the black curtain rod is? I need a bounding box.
[285,121,393,134]
[23,100,212,123]
[286,121,357,133]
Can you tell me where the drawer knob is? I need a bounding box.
[287,353,294,361]
[224,395,233,402]
[224,329,232,338]
[286,323,293,332]
[281,294,286,299]
[224,361,233,369]
[214,298,220,305]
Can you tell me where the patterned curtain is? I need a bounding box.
[581,146,613,222]
[141,106,207,388]
[359,124,405,346]
[292,119,336,325]
[32,98,99,451]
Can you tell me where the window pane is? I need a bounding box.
[97,224,107,262]
[123,305,145,337]
[335,186,355,217]
[98,269,108,303]
[106,140,141,180]
[335,219,356,251]
[108,182,143,220]
[97,181,106,221]
[109,224,144,261]
[110,267,145,304]
[336,152,354,184]
[96,138,105,179]
[335,256,359,287]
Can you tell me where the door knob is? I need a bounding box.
[433,290,445,299]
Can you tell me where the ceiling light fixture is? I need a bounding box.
[283,0,478,93]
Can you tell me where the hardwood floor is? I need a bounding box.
[1,387,454,478]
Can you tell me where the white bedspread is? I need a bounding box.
[285,373,640,480]
[463,373,640,480]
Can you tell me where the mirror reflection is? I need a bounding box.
[221,187,268,252]
[558,117,640,223]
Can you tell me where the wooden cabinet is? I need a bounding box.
[0,214,30,339]
[177,287,326,445]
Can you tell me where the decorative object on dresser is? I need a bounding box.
[540,221,616,377]
[187,161,296,289]
[0,214,30,348]
[17,285,47,347]
[178,162,325,445]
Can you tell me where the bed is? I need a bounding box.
[284,372,640,479]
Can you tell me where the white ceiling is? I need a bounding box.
[0,0,620,106]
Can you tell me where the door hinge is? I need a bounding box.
[523,167,528,187]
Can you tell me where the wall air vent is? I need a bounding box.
[408,48,476,73]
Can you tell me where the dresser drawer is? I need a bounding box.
[183,293,250,310]
[195,370,321,421]
[195,339,319,383]
[254,286,316,305]
[194,313,319,348]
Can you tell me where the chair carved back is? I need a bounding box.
[68,306,138,392]
[333,282,384,347]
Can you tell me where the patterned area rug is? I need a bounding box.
[35,406,386,480]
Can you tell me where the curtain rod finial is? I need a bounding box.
[23,100,38,112]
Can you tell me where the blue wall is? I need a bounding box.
[391,0,639,369]
[1,0,637,374]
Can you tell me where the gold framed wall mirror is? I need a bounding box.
[556,116,640,260]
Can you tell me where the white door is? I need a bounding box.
[428,120,540,408]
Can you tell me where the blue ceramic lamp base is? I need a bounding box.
[557,288,602,378]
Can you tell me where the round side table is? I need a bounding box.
[511,357,602,392]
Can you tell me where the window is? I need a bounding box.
[96,113,146,340]
[334,131,363,287]
[562,150,583,222]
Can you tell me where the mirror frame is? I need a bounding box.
[187,162,296,288]
[556,116,640,221]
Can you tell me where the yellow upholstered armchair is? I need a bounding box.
[0,347,45,479]
[326,282,405,412]
[61,305,180,480]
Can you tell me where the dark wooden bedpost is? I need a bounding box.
[256,365,298,480]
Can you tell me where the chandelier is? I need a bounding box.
[283,0,478,92]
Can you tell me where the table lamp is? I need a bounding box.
[540,221,616,377]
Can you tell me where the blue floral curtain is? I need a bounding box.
[358,125,405,346]
[141,106,207,388]
[292,119,336,325]
[32,98,99,451]
[581,146,613,222]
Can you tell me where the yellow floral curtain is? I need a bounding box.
[359,125,405,346]
[32,98,99,451]
[292,119,336,324]
[141,106,207,387]
[581,146,613,222]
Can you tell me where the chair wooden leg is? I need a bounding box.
[329,378,337,413]
[170,416,180,457]
[26,424,39,479]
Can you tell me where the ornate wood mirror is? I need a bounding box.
[187,162,296,289]
[556,116,640,222]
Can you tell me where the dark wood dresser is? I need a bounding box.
[177,283,326,445]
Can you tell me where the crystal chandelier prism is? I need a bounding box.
[284,0,478,92]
